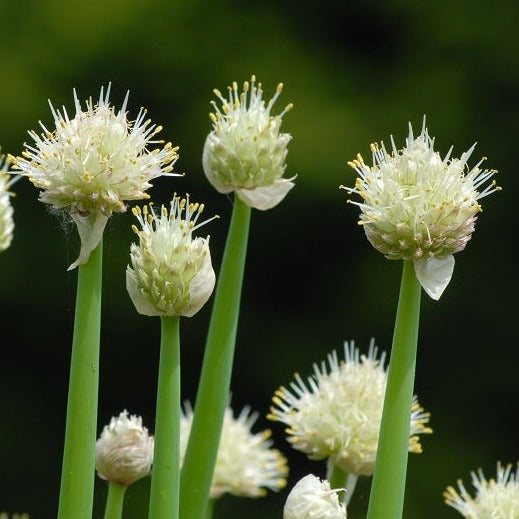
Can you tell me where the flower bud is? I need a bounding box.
[444,462,519,517]
[95,410,154,487]
[269,339,432,476]
[202,75,295,210]
[343,120,500,299]
[126,195,217,317]
[284,474,346,519]
[180,402,288,499]
[10,84,179,269]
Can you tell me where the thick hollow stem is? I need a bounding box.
[103,482,127,519]
[179,196,251,519]
[148,315,181,519]
[366,260,422,519]
[57,240,103,519]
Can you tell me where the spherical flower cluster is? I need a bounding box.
[202,75,295,210]
[283,474,346,519]
[444,462,519,518]
[342,121,500,299]
[0,155,16,254]
[180,402,288,499]
[10,84,179,269]
[126,195,216,317]
[95,410,154,487]
[268,339,432,476]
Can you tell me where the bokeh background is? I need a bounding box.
[1,0,517,517]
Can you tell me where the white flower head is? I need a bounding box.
[126,195,217,317]
[342,119,500,300]
[10,84,179,269]
[284,474,347,519]
[444,462,519,518]
[268,339,432,476]
[0,155,17,254]
[202,75,295,210]
[95,410,154,487]
[180,402,288,499]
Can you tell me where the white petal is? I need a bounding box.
[125,267,162,317]
[236,177,295,210]
[202,135,234,194]
[414,255,455,300]
[68,212,109,270]
[182,246,215,317]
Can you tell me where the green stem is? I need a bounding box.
[366,260,422,519]
[57,240,103,519]
[205,499,214,519]
[179,196,251,519]
[103,482,127,519]
[327,461,357,507]
[148,315,181,519]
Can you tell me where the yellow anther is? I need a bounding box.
[357,153,364,163]
[232,81,238,92]
[284,103,294,112]
[243,81,249,93]
[277,82,283,94]
[347,161,357,169]
[154,125,163,134]
[198,203,205,213]
[131,224,139,233]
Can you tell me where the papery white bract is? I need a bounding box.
[268,339,432,476]
[444,462,519,518]
[342,120,500,300]
[180,402,288,499]
[126,195,216,318]
[202,75,295,210]
[95,410,154,487]
[283,474,347,519]
[10,85,179,269]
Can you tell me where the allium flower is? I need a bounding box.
[202,75,295,210]
[444,462,519,518]
[10,84,179,269]
[342,120,500,300]
[95,410,154,487]
[180,402,288,499]
[126,195,217,317]
[0,155,17,254]
[283,474,346,519]
[268,339,432,476]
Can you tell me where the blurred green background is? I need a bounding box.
[0,0,517,517]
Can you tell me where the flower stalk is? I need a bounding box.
[179,196,251,519]
[327,463,356,506]
[57,240,103,519]
[366,260,422,519]
[103,482,127,519]
[148,315,181,519]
